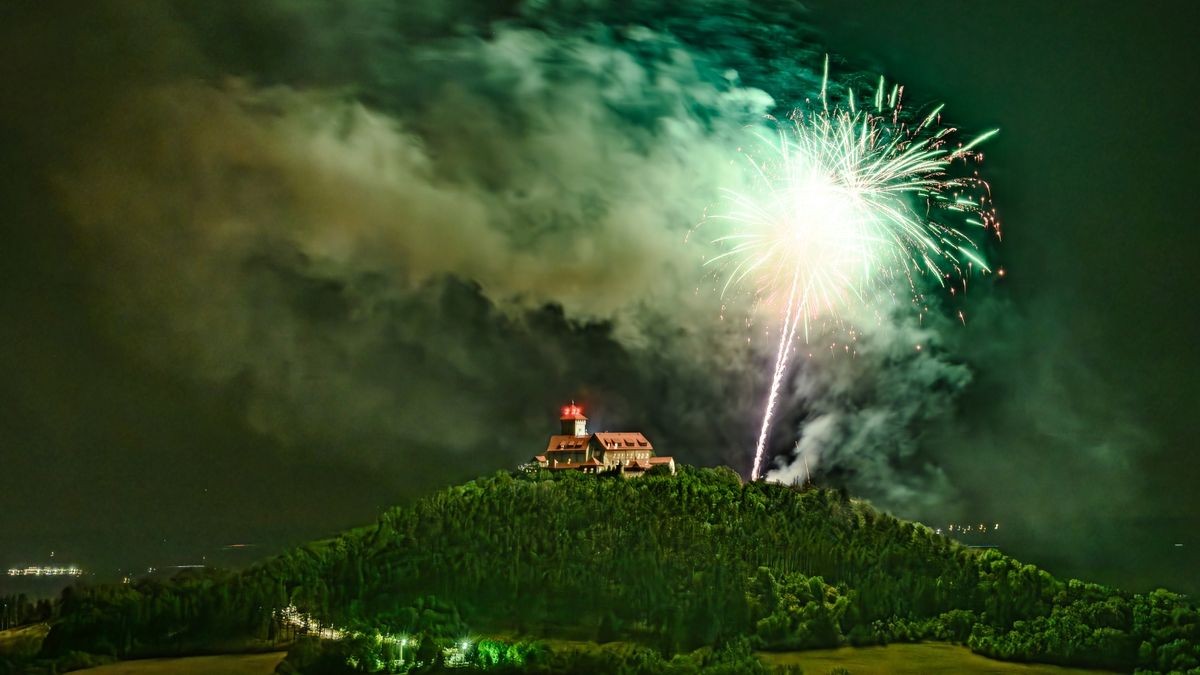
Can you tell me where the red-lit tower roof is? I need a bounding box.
[559,402,588,436]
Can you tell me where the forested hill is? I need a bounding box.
[34,467,1200,673]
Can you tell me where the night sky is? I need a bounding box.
[1,1,1197,595]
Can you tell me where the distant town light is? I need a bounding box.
[6,565,82,577]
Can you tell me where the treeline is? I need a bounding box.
[0,594,52,631]
[31,467,1200,673]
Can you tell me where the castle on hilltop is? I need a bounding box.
[531,404,676,477]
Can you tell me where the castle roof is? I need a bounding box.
[546,434,590,454]
[593,432,652,451]
[546,432,655,454]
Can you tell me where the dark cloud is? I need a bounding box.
[5,0,779,473]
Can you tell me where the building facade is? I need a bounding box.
[531,404,676,477]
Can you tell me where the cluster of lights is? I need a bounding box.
[560,404,583,417]
[277,605,347,641]
[6,566,82,577]
[934,523,1000,535]
[277,605,420,668]
[275,606,485,670]
[443,640,474,669]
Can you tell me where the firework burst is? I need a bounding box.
[705,57,1000,480]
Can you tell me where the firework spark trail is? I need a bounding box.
[706,58,999,480]
[750,269,804,480]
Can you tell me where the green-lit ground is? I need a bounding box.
[70,652,286,675]
[759,643,1118,674]
[59,643,1124,674]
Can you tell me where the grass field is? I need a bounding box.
[48,639,1123,674]
[759,642,1118,674]
[494,635,1119,674]
[71,652,286,675]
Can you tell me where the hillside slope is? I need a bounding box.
[34,468,1200,673]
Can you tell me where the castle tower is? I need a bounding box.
[560,403,587,436]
